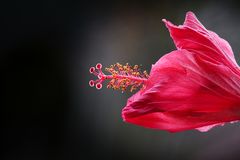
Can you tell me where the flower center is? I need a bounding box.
[89,63,149,92]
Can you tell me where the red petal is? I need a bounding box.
[122,48,240,132]
[122,12,240,132]
[163,11,238,67]
[196,123,224,132]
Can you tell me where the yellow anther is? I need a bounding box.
[104,63,148,92]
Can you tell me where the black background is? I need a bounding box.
[2,0,240,160]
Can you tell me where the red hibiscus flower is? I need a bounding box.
[89,12,240,132]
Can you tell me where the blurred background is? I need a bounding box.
[2,0,240,160]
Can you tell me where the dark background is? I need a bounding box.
[2,0,240,160]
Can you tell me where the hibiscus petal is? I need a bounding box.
[122,49,240,132]
[162,11,238,67]
[196,123,224,132]
[121,11,240,132]
[183,11,206,32]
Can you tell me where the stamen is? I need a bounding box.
[89,63,149,92]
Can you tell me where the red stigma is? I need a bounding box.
[89,67,95,73]
[88,63,149,92]
[96,83,102,89]
[89,80,95,87]
[96,63,102,69]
